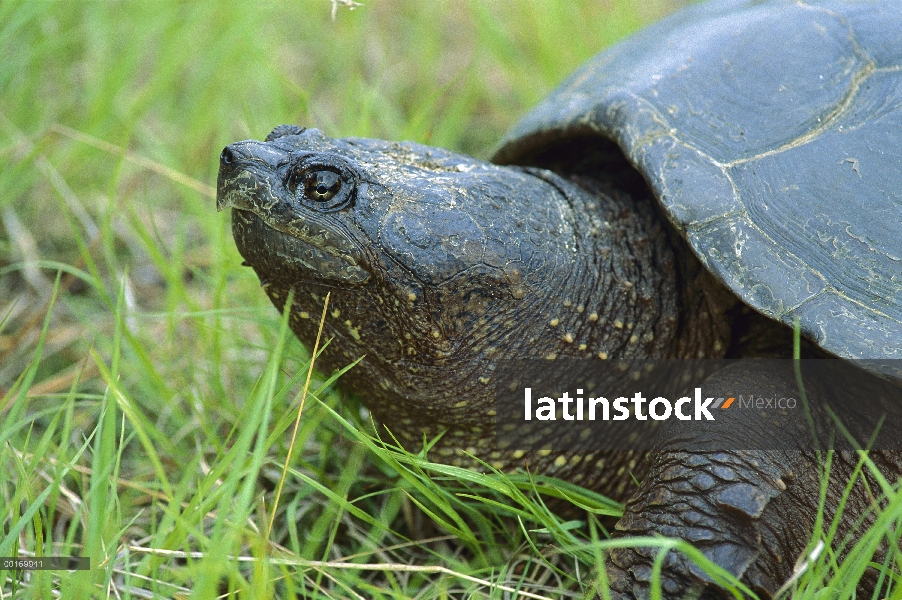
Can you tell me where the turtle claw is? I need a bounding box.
[599,361,900,599]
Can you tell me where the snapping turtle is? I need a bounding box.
[217,0,902,596]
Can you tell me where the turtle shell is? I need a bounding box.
[494,0,902,372]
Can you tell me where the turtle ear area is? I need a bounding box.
[265,124,307,142]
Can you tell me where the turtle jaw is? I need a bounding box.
[229,209,371,286]
[216,140,371,285]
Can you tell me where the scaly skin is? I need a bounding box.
[608,362,899,598]
[217,126,900,598]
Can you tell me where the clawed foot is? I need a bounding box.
[601,362,897,599]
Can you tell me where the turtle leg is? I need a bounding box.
[605,361,897,599]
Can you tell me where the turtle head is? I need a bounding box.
[216,125,665,435]
[217,126,373,286]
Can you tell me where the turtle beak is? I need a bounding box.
[216,141,287,212]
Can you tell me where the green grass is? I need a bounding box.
[1,0,900,598]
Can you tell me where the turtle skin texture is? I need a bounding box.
[216,0,902,597]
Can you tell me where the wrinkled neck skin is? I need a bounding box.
[222,129,731,485]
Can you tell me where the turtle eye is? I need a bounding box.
[304,170,342,202]
[286,155,358,212]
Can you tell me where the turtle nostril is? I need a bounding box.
[220,146,236,166]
